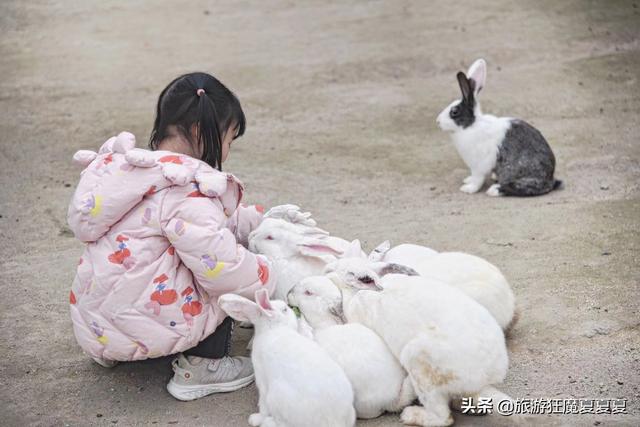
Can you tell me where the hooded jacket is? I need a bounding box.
[67,132,273,361]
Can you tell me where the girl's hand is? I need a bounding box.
[264,205,317,227]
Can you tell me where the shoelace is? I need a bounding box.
[216,356,239,373]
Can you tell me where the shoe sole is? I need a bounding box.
[92,357,119,368]
[166,373,255,401]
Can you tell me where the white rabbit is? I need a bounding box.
[366,241,516,331]
[368,241,438,263]
[437,58,561,196]
[288,276,416,418]
[325,272,510,427]
[218,289,356,427]
[248,217,361,300]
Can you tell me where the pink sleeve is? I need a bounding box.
[225,204,265,248]
[160,187,275,299]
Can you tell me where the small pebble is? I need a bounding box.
[600,185,609,190]
[602,251,611,256]
[97,414,103,418]
[64,183,71,187]
[617,380,624,385]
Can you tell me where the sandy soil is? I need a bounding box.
[1,0,639,426]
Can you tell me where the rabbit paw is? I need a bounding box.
[248,413,263,426]
[401,405,454,426]
[486,184,503,197]
[259,417,278,427]
[460,182,482,193]
[463,176,474,184]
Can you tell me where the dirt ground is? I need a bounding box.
[1,0,639,426]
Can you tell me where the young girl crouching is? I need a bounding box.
[67,72,273,401]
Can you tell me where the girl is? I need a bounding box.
[67,72,275,401]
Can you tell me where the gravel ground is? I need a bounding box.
[1,0,639,426]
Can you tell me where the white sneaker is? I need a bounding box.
[166,354,254,401]
[92,357,118,368]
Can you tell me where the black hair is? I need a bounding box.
[149,72,246,170]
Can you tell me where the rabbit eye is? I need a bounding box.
[304,290,313,296]
[450,105,461,118]
[266,235,274,240]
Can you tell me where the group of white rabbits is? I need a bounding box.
[218,205,519,427]
[214,58,562,426]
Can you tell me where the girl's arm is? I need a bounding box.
[160,186,274,299]
[224,204,264,248]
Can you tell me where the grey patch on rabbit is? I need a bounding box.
[496,120,563,196]
[378,263,420,277]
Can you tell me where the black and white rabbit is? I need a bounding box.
[437,59,562,196]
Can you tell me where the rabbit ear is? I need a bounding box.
[467,58,487,95]
[328,304,347,324]
[325,272,344,288]
[297,315,315,338]
[368,240,391,261]
[255,289,274,317]
[218,294,258,322]
[371,262,419,277]
[352,273,383,291]
[457,72,473,102]
[297,238,344,258]
[344,239,364,259]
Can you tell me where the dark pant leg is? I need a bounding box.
[184,317,234,359]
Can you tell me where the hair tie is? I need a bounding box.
[196,88,205,97]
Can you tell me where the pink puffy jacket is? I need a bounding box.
[67,132,274,361]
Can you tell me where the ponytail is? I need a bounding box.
[196,90,223,170]
[149,72,246,171]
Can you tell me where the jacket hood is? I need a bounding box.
[67,132,244,243]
